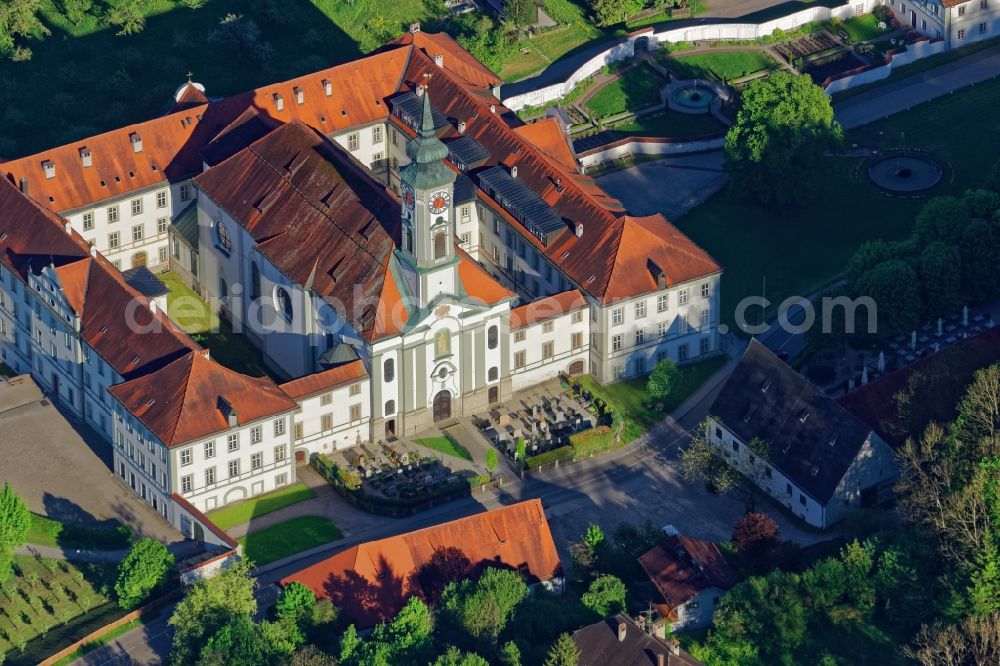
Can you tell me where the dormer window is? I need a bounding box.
[42,160,56,179]
[294,86,304,104]
[760,378,772,393]
[79,147,92,168]
[273,93,284,111]
[323,79,332,96]
[130,132,143,153]
[799,410,810,423]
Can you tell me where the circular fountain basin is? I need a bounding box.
[671,85,717,111]
[868,153,943,193]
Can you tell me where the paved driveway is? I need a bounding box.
[0,375,181,543]
[596,152,728,220]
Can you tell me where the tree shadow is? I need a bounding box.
[1,0,360,157]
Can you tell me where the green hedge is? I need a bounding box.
[526,445,575,468]
[26,514,131,550]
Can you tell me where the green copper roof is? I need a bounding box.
[401,92,454,190]
[172,202,199,248]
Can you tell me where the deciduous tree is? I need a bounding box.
[115,539,174,610]
[0,483,30,583]
[646,359,681,403]
[441,567,527,645]
[581,574,627,617]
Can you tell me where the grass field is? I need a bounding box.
[666,50,780,81]
[25,514,131,551]
[238,516,342,566]
[0,555,118,660]
[414,435,473,461]
[613,110,726,138]
[838,14,886,43]
[677,75,1000,332]
[577,354,728,443]
[206,482,316,530]
[156,272,275,379]
[585,66,667,117]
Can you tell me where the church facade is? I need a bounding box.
[1,29,723,521]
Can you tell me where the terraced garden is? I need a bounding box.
[664,50,780,81]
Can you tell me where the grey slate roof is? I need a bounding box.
[572,614,702,666]
[171,202,199,249]
[477,166,564,244]
[121,266,169,299]
[708,340,874,504]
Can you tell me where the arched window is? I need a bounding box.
[383,358,395,383]
[487,325,498,350]
[434,330,451,358]
[434,232,448,260]
[215,219,231,253]
[249,263,260,302]
[384,400,396,416]
[488,366,498,382]
[275,287,293,323]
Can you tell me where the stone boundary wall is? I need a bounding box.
[576,134,726,169]
[823,36,947,93]
[503,0,880,111]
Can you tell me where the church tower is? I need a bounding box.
[398,90,458,308]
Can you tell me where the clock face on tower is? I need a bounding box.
[428,190,451,214]
[401,183,415,211]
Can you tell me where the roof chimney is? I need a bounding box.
[433,53,444,68]
[79,147,92,168]
[668,638,681,655]
[617,622,627,643]
[489,104,496,114]
[322,79,332,97]
[89,241,97,257]
[510,165,518,179]
[657,654,666,666]
[458,120,466,134]
[42,160,55,180]
[273,92,284,111]
[409,22,421,33]
[294,86,304,105]
[148,298,157,313]
[575,222,584,238]
[18,177,28,194]
[130,132,143,153]
[415,84,425,98]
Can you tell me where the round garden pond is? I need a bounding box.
[671,85,717,111]
[664,79,731,116]
[868,153,943,193]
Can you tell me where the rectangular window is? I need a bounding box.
[205,467,216,485]
[107,205,119,223]
[657,294,668,312]
[157,217,168,234]
[273,418,285,437]
[250,425,262,443]
[180,449,192,466]
[274,445,286,462]
[276,473,288,486]
[180,183,192,201]
[572,311,583,324]
[514,351,526,369]
[347,133,359,151]
[799,494,807,506]
[158,246,167,263]
[349,404,361,421]
[108,232,120,249]
[958,5,966,15]
[612,334,623,352]
[542,321,554,333]
[679,318,689,335]
[131,198,142,216]
[765,467,772,479]
[958,28,967,38]
[132,224,144,242]
[980,21,989,33]
[514,330,526,342]
[700,337,710,354]
[371,126,383,144]
[320,393,333,406]
[678,343,689,361]
[612,308,623,326]
[349,384,361,396]
[542,341,554,359]
[678,289,688,305]
[321,413,333,430]
[227,433,239,452]
[635,302,646,318]
[181,475,193,493]
[229,460,240,478]
[251,452,263,470]
[293,423,303,439]
[571,332,583,349]
[156,191,167,208]
[461,206,470,221]
[701,283,710,298]
[613,365,625,380]
[700,309,710,328]
[982,0,988,8]
[204,441,215,458]
[83,212,94,231]
[658,321,668,337]
[786,482,793,495]
[635,329,645,345]
[460,232,470,246]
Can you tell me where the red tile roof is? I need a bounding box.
[638,535,738,611]
[171,82,210,112]
[456,246,516,306]
[513,118,577,172]
[0,178,89,278]
[389,31,501,89]
[280,499,561,628]
[108,350,297,447]
[511,289,587,328]
[279,359,368,400]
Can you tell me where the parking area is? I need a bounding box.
[0,375,182,543]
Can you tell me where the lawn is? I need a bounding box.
[838,14,886,43]
[414,434,473,461]
[613,109,726,138]
[238,516,342,566]
[665,50,780,81]
[205,482,316,531]
[577,354,728,444]
[0,555,119,663]
[156,272,276,379]
[677,76,1000,333]
[25,514,132,551]
[585,66,667,118]
[50,617,144,666]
